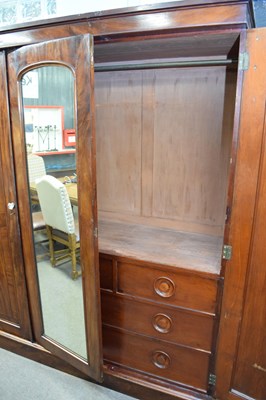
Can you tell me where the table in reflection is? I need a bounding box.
[30,177,78,206]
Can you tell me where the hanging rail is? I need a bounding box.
[94,58,237,72]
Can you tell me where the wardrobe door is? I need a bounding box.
[8,35,102,381]
[0,51,32,340]
[231,117,266,399]
[216,27,266,400]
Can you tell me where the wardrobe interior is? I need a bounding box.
[93,31,240,277]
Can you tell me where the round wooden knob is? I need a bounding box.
[154,277,175,298]
[152,351,171,369]
[152,313,172,333]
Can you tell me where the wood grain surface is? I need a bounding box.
[0,51,32,339]
[216,28,266,400]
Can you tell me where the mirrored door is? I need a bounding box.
[8,35,102,381]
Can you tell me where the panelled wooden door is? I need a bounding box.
[216,27,266,400]
[0,51,32,339]
[8,35,103,381]
[232,110,266,398]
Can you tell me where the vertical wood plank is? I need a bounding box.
[152,67,229,228]
[141,70,155,217]
[95,71,142,215]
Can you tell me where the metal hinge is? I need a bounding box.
[239,52,249,71]
[223,245,232,260]
[208,373,216,386]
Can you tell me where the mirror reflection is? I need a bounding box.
[22,66,87,360]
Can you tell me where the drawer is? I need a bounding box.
[101,292,214,351]
[117,262,218,313]
[103,326,210,391]
[99,255,113,290]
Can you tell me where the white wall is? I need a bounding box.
[0,0,182,27]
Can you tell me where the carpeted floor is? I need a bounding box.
[0,348,136,400]
[37,256,87,359]
[0,245,136,400]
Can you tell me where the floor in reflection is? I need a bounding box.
[36,242,87,359]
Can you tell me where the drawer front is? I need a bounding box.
[99,256,113,290]
[117,262,218,313]
[103,326,210,391]
[101,292,214,351]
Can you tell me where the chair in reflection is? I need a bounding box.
[27,153,46,184]
[32,211,49,258]
[27,153,47,242]
[36,175,80,280]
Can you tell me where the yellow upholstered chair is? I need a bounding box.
[36,175,80,279]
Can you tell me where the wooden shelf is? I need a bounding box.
[98,219,223,276]
[34,150,76,156]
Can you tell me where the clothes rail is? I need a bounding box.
[94,58,237,72]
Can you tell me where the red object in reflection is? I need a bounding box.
[63,129,76,148]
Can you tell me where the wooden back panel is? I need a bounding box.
[95,71,142,215]
[95,66,236,236]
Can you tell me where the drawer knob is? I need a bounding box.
[152,313,172,334]
[154,277,175,298]
[152,350,171,369]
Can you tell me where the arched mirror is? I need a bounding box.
[22,65,87,360]
[8,35,102,380]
